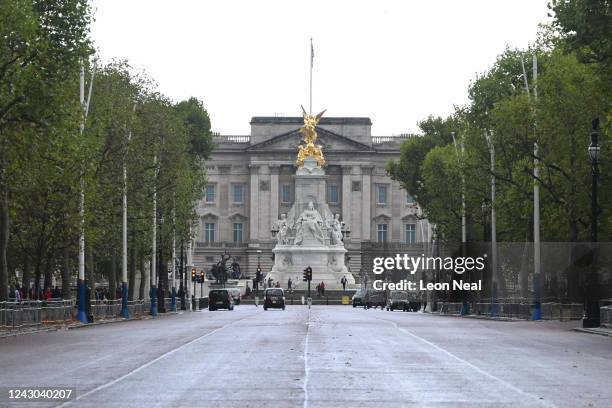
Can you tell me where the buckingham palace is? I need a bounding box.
[193,115,432,280]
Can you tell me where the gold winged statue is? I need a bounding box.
[296,106,326,167]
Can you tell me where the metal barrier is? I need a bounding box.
[601,306,612,328]
[90,299,122,320]
[438,300,583,321]
[41,300,73,324]
[1,301,72,331]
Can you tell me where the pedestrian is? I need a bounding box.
[288,278,292,291]
[275,281,280,288]
[316,283,321,297]
[341,275,347,291]
[43,287,52,301]
[320,281,325,296]
[245,283,251,297]
[14,285,21,303]
[268,277,272,289]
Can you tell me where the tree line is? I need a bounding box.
[389,1,611,244]
[0,1,213,301]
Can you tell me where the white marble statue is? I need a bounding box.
[329,213,344,245]
[294,201,326,245]
[276,213,289,245]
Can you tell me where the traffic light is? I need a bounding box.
[199,271,204,282]
[303,266,312,282]
[256,267,262,282]
[191,268,196,282]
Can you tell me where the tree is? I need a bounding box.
[0,0,92,300]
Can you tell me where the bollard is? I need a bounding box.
[150,286,158,317]
[77,279,87,323]
[121,282,130,319]
[171,287,177,312]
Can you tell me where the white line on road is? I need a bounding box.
[55,312,258,408]
[382,318,557,408]
[302,307,311,408]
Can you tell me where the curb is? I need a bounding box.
[1,311,182,337]
[67,311,181,330]
[434,313,523,322]
[573,327,612,337]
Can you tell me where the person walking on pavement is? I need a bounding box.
[341,275,347,291]
[320,281,325,296]
[287,278,292,291]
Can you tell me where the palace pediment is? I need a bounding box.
[246,127,375,153]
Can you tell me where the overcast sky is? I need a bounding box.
[90,0,552,136]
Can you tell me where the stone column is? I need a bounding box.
[269,165,280,229]
[361,165,373,241]
[341,166,352,226]
[249,164,260,242]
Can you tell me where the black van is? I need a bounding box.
[209,289,234,311]
[263,288,285,310]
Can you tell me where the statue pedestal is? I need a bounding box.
[268,245,355,290]
[266,156,356,290]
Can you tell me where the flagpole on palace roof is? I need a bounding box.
[309,38,314,115]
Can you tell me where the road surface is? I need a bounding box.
[1,306,611,407]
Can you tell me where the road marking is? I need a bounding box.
[382,318,557,408]
[55,311,258,408]
[302,307,311,408]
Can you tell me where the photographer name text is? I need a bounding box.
[372,279,482,291]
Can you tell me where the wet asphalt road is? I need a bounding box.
[1,306,611,408]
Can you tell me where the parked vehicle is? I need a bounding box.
[225,287,242,305]
[352,289,364,307]
[263,288,285,310]
[209,289,234,311]
[363,289,386,309]
[386,291,409,311]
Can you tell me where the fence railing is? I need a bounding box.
[1,300,72,331]
[0,297,170,332]
[438,300,584,320]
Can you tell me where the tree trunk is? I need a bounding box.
[109,250,117,300]
[0,186,8,301]
[34,264,42,299]
[62,247,71,299]
[44,263,52,291]
[22,255,31,299]
[128,245,136,300]
[139,251,147,300]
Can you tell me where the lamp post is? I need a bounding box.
[257,249,262,292]
[584,118,601,328]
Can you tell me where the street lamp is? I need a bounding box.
[584,118,600,328]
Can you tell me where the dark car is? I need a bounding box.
[352,289,364,307]
[263,288,285,310]
[386,291,409,311]
[209,289,234,311]
[363,289,386,309]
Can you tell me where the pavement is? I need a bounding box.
[0,306,611,408]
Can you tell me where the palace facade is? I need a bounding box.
[193,116,432,280]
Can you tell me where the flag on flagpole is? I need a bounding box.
[310,38,314,68]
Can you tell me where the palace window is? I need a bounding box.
[377,224,388,242]
[377,185,388,205]
[328,184,339,204]
[233,223,243,243]
[281,184,291,204]
[205,223,215,242]
[406,191,414,205]
[405,223,416,243]
[205,185,215,203]
[233,184,244,204]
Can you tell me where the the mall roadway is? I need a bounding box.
[1,307,611,408]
